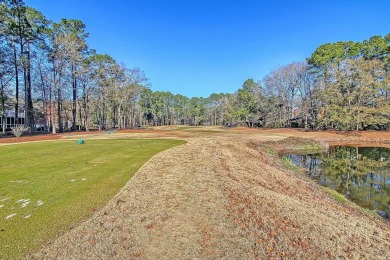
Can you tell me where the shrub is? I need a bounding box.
[11,126,30,138]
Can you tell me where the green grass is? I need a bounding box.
[267,137,326,155]
[0,139,184,259]
[264,146,277,157]
[281,156,302,174]
[322,187,383,218]
[323,187,349,204]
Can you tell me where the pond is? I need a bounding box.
[285,146,390,219]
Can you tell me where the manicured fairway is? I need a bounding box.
[0,139,184,259]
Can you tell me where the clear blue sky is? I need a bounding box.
[25,0,390,97]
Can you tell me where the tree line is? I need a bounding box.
[0,0,389,133]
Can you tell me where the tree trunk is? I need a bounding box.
[23,60,28,128]
[57,75,63,133]
[12,37,19,127]
[78,100,83,130]
[83,91,89,131]
[102,96,106,129]
[1,78,5,134]
[26,44,34,128]
[51,62,56,134]
[57,90,62,132]
[117,105,122,129]
[38,62,48,132]
[19,21,28,128]
[72,64,77,131]
[50,82,54,134]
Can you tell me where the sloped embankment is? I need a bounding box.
[30,135,390,259]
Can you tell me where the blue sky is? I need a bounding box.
[25,0,390,97]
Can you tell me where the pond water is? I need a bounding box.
[285,146,390,219]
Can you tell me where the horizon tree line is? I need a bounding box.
[0,0,389,133]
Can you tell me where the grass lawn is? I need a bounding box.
[0,138,184,259]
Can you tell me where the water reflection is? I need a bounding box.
[286,146,390,218]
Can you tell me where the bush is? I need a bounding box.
[11,126,30,138]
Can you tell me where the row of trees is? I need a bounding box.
[147,35,389,130]
[0,0,149,133]
[0,0,389,132]
[140,39,389,130]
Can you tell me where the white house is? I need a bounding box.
[0,109,25,130]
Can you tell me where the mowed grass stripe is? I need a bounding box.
[0,139,184,259]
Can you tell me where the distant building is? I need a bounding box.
[0,109,25,131]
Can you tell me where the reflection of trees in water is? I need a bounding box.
[291,147,390,216]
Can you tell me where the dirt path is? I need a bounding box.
[28,130,389,259]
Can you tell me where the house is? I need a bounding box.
[0,109,25,131]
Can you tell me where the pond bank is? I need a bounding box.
[283,145,390,219]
